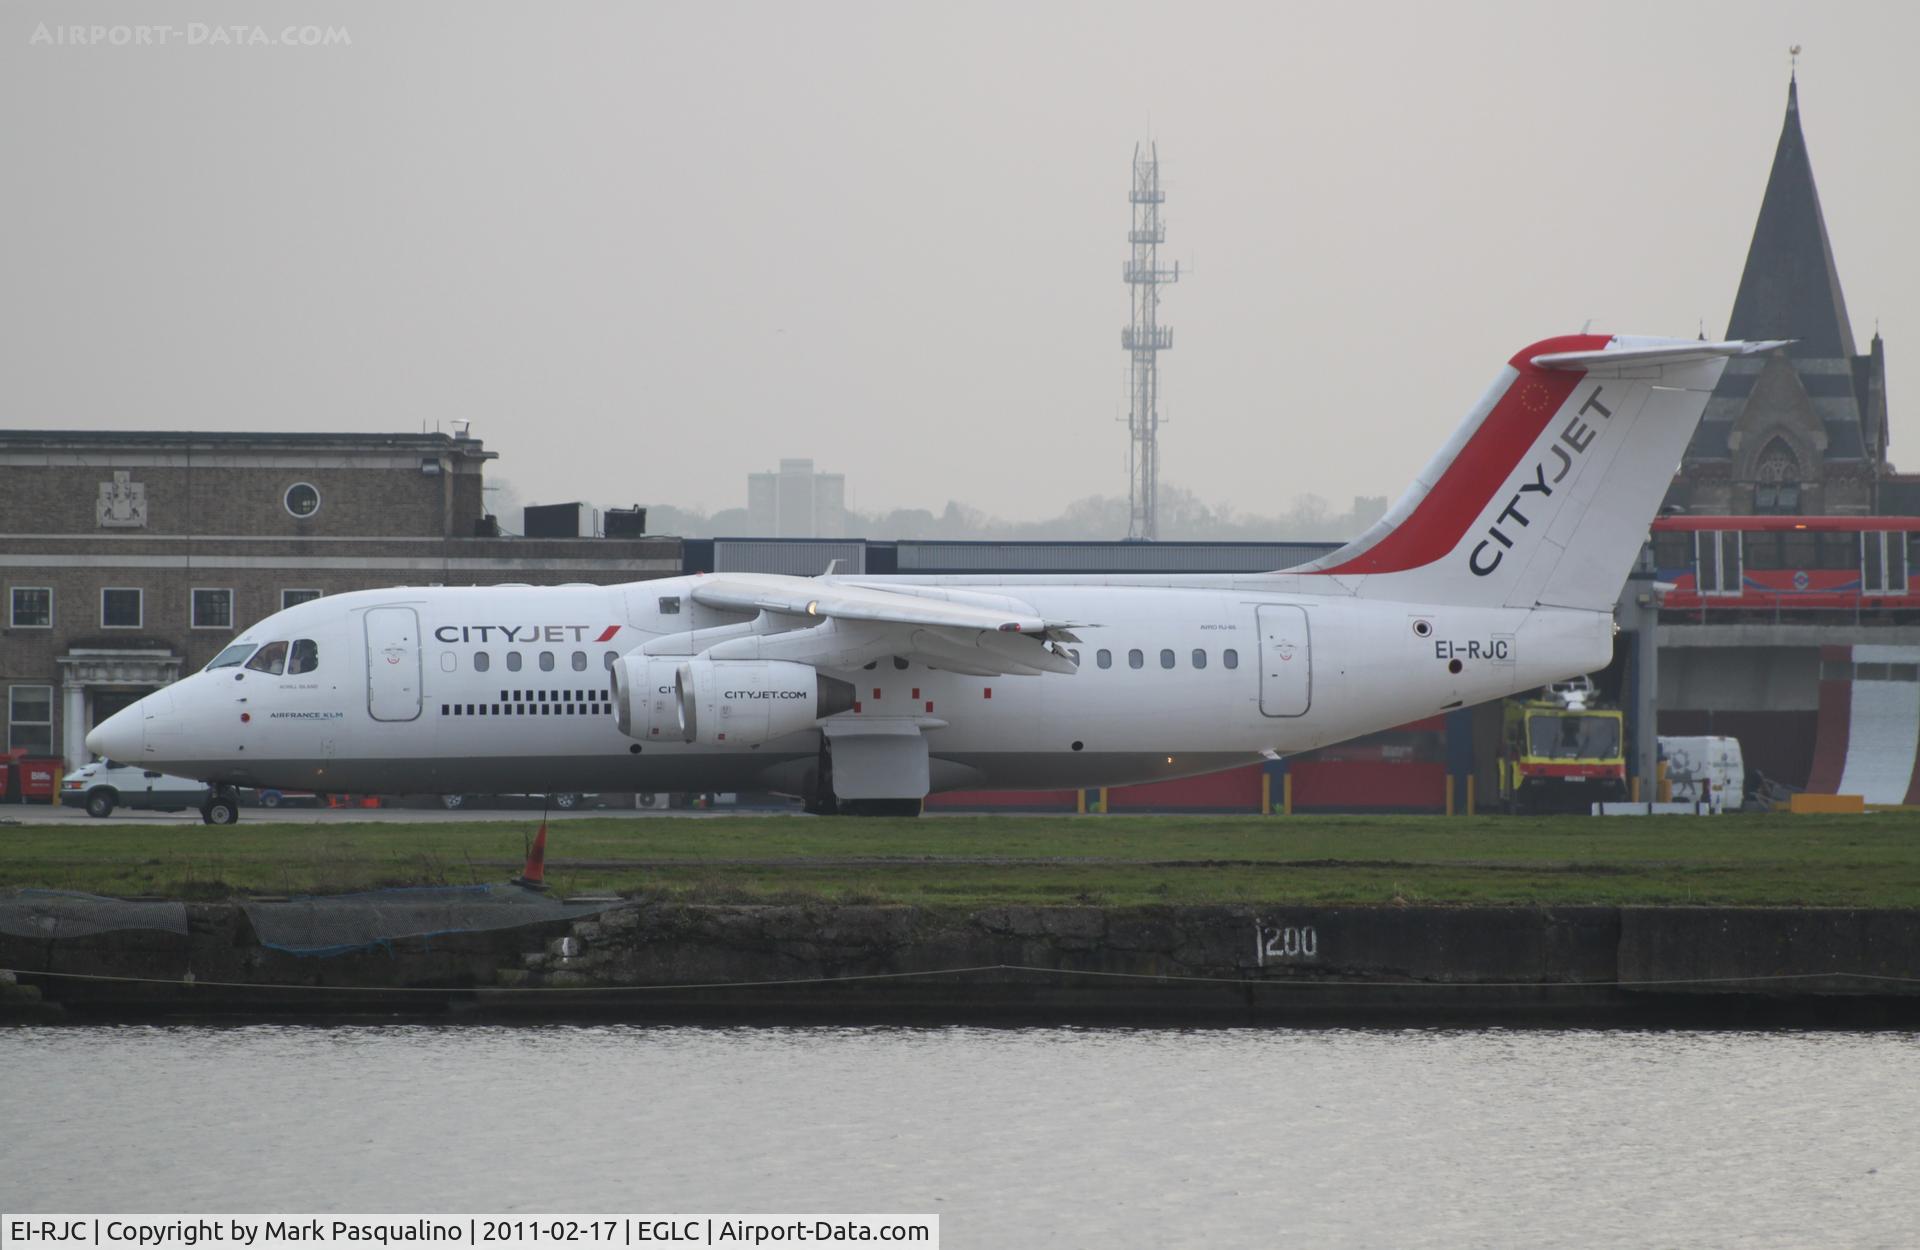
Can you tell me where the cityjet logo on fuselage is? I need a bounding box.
[1468,385,1612,577]
[432,624,622,643]
[725,690,807,700]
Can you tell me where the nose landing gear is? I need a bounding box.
[200,785,241,826]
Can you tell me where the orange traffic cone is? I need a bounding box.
[514,821,549,890]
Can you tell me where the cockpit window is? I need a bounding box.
[246,641,290,675]
[289,639,319,674]
[207,643,257,670]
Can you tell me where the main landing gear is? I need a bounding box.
[804,737,925,817]
[200,785,241,826]
[804,736,839,816]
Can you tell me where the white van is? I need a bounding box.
[1658,737,1746,813]
[60,759,210,818]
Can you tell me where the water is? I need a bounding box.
[3,1025,1916,1247]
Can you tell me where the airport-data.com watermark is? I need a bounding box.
[28,22,351,48]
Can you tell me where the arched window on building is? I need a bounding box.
[1753,438,1804,514]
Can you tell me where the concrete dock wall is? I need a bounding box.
[2,896,1915,1024]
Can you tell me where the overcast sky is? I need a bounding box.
[4,1,1915,525]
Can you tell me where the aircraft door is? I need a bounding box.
[1256,604,1311,717]
[365,606,423,722]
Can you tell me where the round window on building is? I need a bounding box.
[284,483,322,519]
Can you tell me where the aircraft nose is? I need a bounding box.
[86,698,151,762]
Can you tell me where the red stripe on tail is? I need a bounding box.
[1318,334,1611,576]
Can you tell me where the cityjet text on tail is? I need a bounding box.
[90,334,1783,821]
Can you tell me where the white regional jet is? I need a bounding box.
[90,334,1779,823]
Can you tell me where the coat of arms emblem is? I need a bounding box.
[97,471,148,528]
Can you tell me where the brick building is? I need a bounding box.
[0,431,679,769]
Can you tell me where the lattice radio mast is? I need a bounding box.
[1122,142,1178,540]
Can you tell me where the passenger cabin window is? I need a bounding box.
[245,641,289,675]
[539,651,556,672]
[206,643,256,670]
[1192,649,1207,669]
[603,651,618,670]
[1223,649,1239,670]
[1097,649,1112,669]
[288,639,320,674]
[506,652,523,672]
[1128,649,1144,670]
[1160,649,1175,669]
[474,651,491,672]
[572,650,588,671]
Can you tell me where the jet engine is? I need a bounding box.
[612,655,855,747]
[609,655,688,742]
[676,657,856,746]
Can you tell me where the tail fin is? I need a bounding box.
[1289,334,1786,611]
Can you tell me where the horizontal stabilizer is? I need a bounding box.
[1531,338,1791,373]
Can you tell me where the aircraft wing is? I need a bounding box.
[691,574,1054,633]
[678,574,1082,677]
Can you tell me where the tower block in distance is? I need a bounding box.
[1122,142,1179,540]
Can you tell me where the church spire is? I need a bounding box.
[1724,74,1856,358]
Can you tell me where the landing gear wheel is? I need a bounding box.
[553,793,579,810]
[201,787,241,826]
[441,794,466,810]
[85,791,115,819]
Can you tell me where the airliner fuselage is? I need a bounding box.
[87,334,1780,820]
[95,577,1610,798]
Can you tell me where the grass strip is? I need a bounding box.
[2,813,1917,907]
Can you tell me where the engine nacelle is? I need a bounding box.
[677,657,856,747]
[610,655,690,742]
